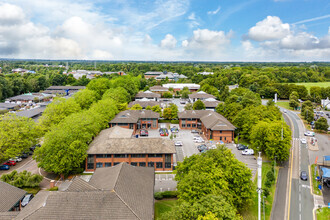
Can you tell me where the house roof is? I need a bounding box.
[144,71,163,75]
[178,110,235,131]
[87,137,176,154]
[110,110,160,124]
[7,93,51,101]
[135,91,160,99]
[162,83,200,90]
[128,100,160,108]
[16,163,154,220]
[203,100,222,108]
[46,86,86,90]
[149,86,169,92]
[0,211,19,220]
[188,91,216,99]
[0,103,19,110]
[15,107,45,118]
[0,181,26,212]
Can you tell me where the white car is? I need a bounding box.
[242,149,254,155]
[193,138,204,143]
[301,138,307,144]
[9,157,22,162]
[283,109,287,113]
[304,131,315,137]
[175,141,183,146]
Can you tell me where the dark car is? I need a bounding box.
[21,194,34,207]
[191,129,199,133]
[0,165,10,170]
[20,153,28,159]
[140,129,149,137]
[30,144,41,151]
[237,144,248,150]
[300,171,308,181]
[325,180,330,188]
[3,161,16,166]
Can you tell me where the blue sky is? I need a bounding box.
[0,0,329,61]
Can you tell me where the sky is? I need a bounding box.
[0,0,329,61]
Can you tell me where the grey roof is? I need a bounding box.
[15,107,45,118]
[16,163,154,220]
[110,110,159,124]
[144,71,162,75]
[46,86,86,90]
[149,86,169,92]
[203,100,222,108]
[7,93,51,102]
[88,137,176,154]
[128,100,160,108]
[92,126,134,142]
[0,103,19,110]
[188,91,216,99]
[0,211,19,220]
[178,110,235,131]
[0,181,26,212]
[135,91,160,99]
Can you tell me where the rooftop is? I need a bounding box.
[0,181,26,212]
[162,83,200,89]
[149,86,169,92]
[188,91,216,99]
[110,110,160,124]
[128,100,160,108]
[135,91,161,99]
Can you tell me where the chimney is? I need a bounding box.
[50,180,55,188]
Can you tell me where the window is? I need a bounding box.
[96,163,103,168]
[147,124,151,128]
[129,123,134,129]
[165,162,171,168]
[148,162,154,167]
[187,124,191,128]
[225,137,227,141]
[114,154,128,158]
[192,124,196,127]
[165,154,171,162]
[105,154,112,158]
[153,119,157,128]
[220,137,222,140]
[131,162,138,166]
[181,124,186,128]
[220,131,222,134]
[114,162,120,166]
[139,162,146,167]
[96,154,104,158]
[181,119,186,124]
[156,162,163,168]
[131,154,146,158]
[119,123,128,126]
[148,154,162,158]
[104,163,112,167]
[87,155,94,169]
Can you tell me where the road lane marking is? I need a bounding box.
[286,110,295,220]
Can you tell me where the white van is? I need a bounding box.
[242,149,254,155]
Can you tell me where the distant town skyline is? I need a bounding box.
[0,0,329,61]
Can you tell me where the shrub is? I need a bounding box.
[0,170,43,188]
[154,191,178,200]
[170,120,179,124]
[263,187,270,197]
[266,171,275,183]
[154,192,163,200]
[265,179,272,188]
[48,186,58,191]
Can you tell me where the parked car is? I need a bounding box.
[301,138,307,144]
[21,194,34,207]
[191,130,199,133]
[140,129,148,137]
[193,137,204,143]
[174,141,183,146]
[304,131,315,137]
[325,180,330,188]
[197,144,207,152]
[159,128,169,136]
[283,109,287,113]
[170,127,179,133]
[30,144,41,151]
[300,171,308,181]
[3,161,16,166]
[20,153,28,159]
[9,157,22,162]
[180,101,186,104]
[242,149,254,155]
[237,144,248,150]
[0,165,10,170]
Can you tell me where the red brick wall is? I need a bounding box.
[139,119,158,129]
[179,119,199,129]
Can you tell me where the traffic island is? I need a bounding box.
[310,164,322,196]
[307,137,319,151]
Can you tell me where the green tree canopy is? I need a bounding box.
[130,104,143,110]
[289,91,299,109]
[315,117,328,132]
[86,78,112,96]
[151,105,162,117]
[162,92,173,98]
[1,170,43,188]
[73,89,99,109]
[145,105,152,110]
[102,87,130,104]
[184,103,193,110]
[193,100,206,110]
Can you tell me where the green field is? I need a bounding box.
[154,199,178,219]
[242,162,278,220]
[293,82,330,91]
[276,101,292,110]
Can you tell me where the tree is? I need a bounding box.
[250,121,291,161]
[162,108,172,119]
[162,91,173,98]
[130,104,143,110]
[181,90,190,99]
[38,97,81,133]
[315,117,328,132]
[301,100,313,113]
[184,103,193,110]
[145,105,152,110]
[1,170,43,188]
[151,105,162,117]
[169,103,178,119]
[86,78,111,96]
[289,91,299,109]
[73,89,99,109]
[193,100,206,110]
[0,114,39,162]
[102,87,130,104]
[302,107,314,123]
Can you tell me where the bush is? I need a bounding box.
[170,120,179,124]
[265,179,272,188]
[154,192,163,200]
[154,191,178,200]
[0,170,43,188]
[48,186,58,191]
[159,119,172,123]
[263,187,270,197]
[266,171,275,183]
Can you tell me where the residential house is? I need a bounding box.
[43,86,86,95]
[149,85,169,94]
[0,103,20,111]
[109,110,159,132]
[15,163,155,219]
[135,91,161,101]
[86,127,176,171]
[188,91,216,103]
[6,93,52,103]
[203,98,222,111]
[128,99,160,109]
[0,181,26,213]
[155,72,187,81]
[162,83,200,92]
[103,71,126,76]
[178,110,236,143]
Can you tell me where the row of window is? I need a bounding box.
[181,118,198,122]
[181,123,196,128]
[94,162,172,169]
[95,154,164,158]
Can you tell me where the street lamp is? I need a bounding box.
[274,156,277,180]
[263,196,266,220]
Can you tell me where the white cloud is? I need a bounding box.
[160,34,177,49]
[188,12,200,28]
[248,16,291,41]
[182,40,189,47]
[292,14,330,25]
[91,50,113,60]
[0,3,25,25]
[187,29,232,50]
[207,7,221,15]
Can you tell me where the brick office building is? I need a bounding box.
[85,126,176,172]
[109,110,159,133]
[178,110,236,143]
[135,91,161,101]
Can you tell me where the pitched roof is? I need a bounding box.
[16,163,154,220]
[15,107,45,118]
[128,100,160,108]
[0,181,26,212]
[110,110,160,124]
[203,100,222,108]
[178,110,235,131]
[135,91,160,98]
[144,71,163,75]
[0,211,19,220]
[188,91,216,99]
[46,86,86,90]
[149,86,169,92]
[87,137,176,154]
[0,103,19,110]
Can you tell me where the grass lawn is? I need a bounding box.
[242,162,279,220]
[292,82,330,91]
[22,187,40,195]
[316,207,330,220]
[154,199,178,219]
[310,164,322,196]
[276,101,292,110]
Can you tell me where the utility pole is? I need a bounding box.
[257,152,262,220]
[263,196,266,220]
[274,155,277,180]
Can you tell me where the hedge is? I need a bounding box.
[154,191,178,200]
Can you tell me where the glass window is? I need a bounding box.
[87,155,94,169]
[131,154,146,158]
[131,162,138,166]
[181,119,186,124]
[96,154,104,158]
[148,154,162,158]
[220,131,222,133]
[165,162,171,168]
[220,137,222,140]
[156,162,163,168]
[104,163,112,167]
[114,154,128,158]
[182,124,186,128]
[148,162,154,167]
[105,154,112,158]
[192,124,196,127]
[96,163,103,168]
[114,162,120,166]
[225,137,227,141]
[139,162,146,167]
[165,154,171,163]
[153,119,157,128]
[187,124,191,127]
